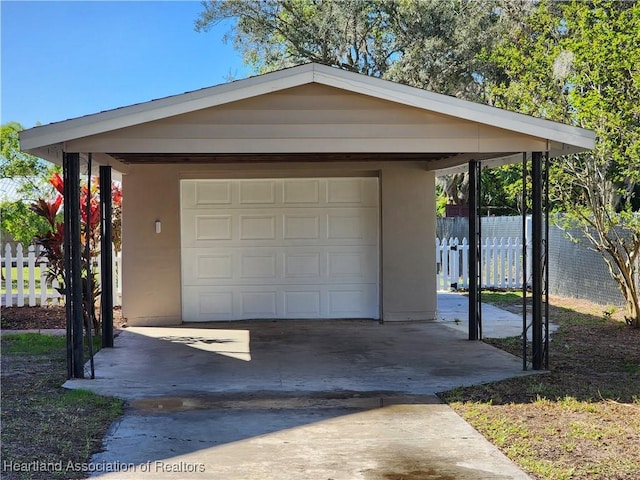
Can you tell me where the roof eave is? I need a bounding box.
[311,64,596,152]
[20,64,317,152]
[20,63,596,155]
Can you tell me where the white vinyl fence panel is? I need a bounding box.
[0,243,122,307]
[436,236,527,291]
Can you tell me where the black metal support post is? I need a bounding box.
[531,151,544,370]
[63,152,85,378]
[544,156,550,370]
[100,165,114,348]
[468,160,482,340]
[522,153,528,371]
[85,154,95,379]
[63,154,73,379]
[477,161,482,340]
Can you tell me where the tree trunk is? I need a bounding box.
[602,247,640,329]
[620,277,640,328]
[626,300,640,328]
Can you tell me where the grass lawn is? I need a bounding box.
[1,266,55,295]
[439,293,640,480]
[1,333,124,480]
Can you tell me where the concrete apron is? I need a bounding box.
[66,318,534,479]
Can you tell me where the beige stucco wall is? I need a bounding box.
[380,167,437,321]
[67,84,549,155]
[121,161,436,326]
[121,164,182,325]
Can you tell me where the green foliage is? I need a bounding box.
[487,0,640,326]
[565,1,640,177]
[1,122,60,245]
[484,2,571,121]
[196,0,396,75]
[435,184,447,217]
[487,0,639,197]
[0,201,51,245]
[1,122,58,200]
[481,164,525,215]
[196,0,526,100]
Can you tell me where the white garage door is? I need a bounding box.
[180,178,379,321]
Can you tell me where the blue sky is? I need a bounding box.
[1,1,250,128]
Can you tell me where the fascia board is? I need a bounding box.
[311,64,596,152]
[21,64,316,152]
[21,62,595,156]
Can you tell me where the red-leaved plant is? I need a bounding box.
[32,173,122,331]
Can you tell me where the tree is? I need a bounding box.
[195,0,532,209]
[196,0,530,100]
[1,122,51,195]
[0,201,51,246]
[486,0,640,327]
[1,122,58,245]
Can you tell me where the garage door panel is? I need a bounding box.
[283,214,320,240]
[186,291,234,318]
[183,252,234,283]
[183,208,376,248]
[283,179,320,204]
[283,291,322,316]
[327,214,364,240]
[193,215,233,241]
[184,247,374,286]
[181,180,233,208]
[327,178,365,203]
[240,291,278,316]
[197,254,233,280]
[327,251,364,277]
[284,252,321,278]
[184,178,378,210]
[194,181,232,206]
[239,215,277,240]
[183,285,378,320]
[239,180,276,204]
[240,253,277,279]
[326,178,378,206]
[328,289,370,316]
[181,178,379,321]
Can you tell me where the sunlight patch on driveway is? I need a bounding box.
[126,327,251,361]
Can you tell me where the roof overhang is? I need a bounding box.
[20,63,595,171]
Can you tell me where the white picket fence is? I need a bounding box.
[0,243,122,307]
[436,236,529,291]
[3,236,528,306]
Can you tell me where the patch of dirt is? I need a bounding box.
[440,294,640,480]
[1,305,125,330]
[1,343,123,480]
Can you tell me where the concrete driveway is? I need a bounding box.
[65,295,533,479]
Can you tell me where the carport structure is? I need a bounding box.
[20,63,594,378]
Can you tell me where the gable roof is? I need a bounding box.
[20,63,594,162]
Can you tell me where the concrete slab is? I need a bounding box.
[90,398,530,479]
[65,320,533,401]
[62,299,535,479]
[437,291,557,339]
